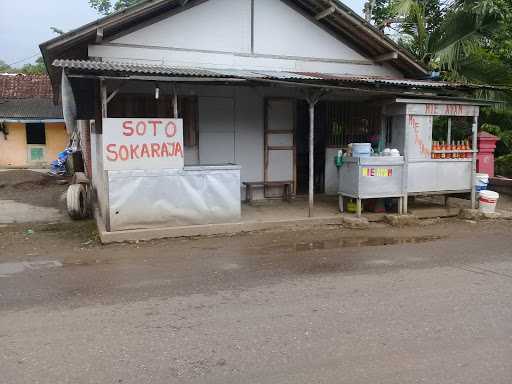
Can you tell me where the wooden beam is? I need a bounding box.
[471,116,478,209]
[100,80,107,118]
[172,85,178,118]
[374,51,399,62]
[96,27,104,43]
[305,90,326,218]
[308,100,315,217]
[106,88,119,104]
[315,6,335,20]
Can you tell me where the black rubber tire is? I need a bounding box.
[66,184,87,220]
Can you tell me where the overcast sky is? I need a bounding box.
[0,0,366,66]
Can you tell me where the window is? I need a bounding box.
[26,123,46,145]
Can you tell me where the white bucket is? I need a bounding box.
[475,173,489,193]
[479,190,499,213]
[351,143,373,157]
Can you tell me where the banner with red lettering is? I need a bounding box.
[103,118,184,170]
[407,104,479,117]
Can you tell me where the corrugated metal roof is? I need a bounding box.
[0,97,63,120]
[53,59,322,80]
[53,59,496,91]
[295,72,498,90]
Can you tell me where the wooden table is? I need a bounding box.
[243,181,293,203]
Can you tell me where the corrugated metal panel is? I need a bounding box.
[294,72,498,89]
[0,97,63,119]
[53,59,322,80]
[53,59,495,90]
[53,59,224,77]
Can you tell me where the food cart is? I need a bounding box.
[338,156,405,216]
[338,99,479,216]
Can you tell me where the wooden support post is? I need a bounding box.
[172,86,178,118]
[304,89,327,218]
[308,100,315,217]
[447,117,452,144]
[100,80,108,118]
[100,79,110,232]
[402,113,410,215]
[471,116,478,209]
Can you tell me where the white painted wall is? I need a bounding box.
[233,87,264,183]
[113,0,252,53]
[253,0,364,61]
[195,87,265,188]
[198,96,236,164]
[324,147,342,195]
[89,0,404,78]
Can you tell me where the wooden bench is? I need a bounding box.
[243,181,293,203]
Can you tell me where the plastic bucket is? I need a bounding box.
[352,143,373,157]
[474,173,489,193]
[479,190,499,213]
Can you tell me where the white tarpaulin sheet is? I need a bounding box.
[107,166,241,231]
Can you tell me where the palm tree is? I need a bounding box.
[386,0,512,85]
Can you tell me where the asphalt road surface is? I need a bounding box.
[1,219,511,383]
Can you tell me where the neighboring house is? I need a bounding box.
[40,0,490,233]
[0,74,68,168]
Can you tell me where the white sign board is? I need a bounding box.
[103,118,184,170]
[407,104,479,117]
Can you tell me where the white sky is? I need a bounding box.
[0,0,367,66]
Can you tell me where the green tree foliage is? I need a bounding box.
[495,154,512,177]
[367,0,512,78]
[89,0,144,15]
[369,1,512,162]
[0,60,12,73]
[18,57,47,75]
[0,57,46,75]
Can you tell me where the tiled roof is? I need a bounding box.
[0,74,54,99]
[0,74,62,120]
[0,97,63,120]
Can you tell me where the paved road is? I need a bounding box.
[1,220,511,383]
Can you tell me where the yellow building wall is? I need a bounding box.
[0,122,68,168]
[45,123,69,163]
[0,123,27,167]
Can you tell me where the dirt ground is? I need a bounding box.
[1,171,512,384]
[1,215,512,384]
[0,170,70,224]
[0,170,69,210]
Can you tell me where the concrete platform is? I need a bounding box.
[96,195,474,243]
[97,212,348,243]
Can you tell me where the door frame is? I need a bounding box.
[264,97,297,196]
